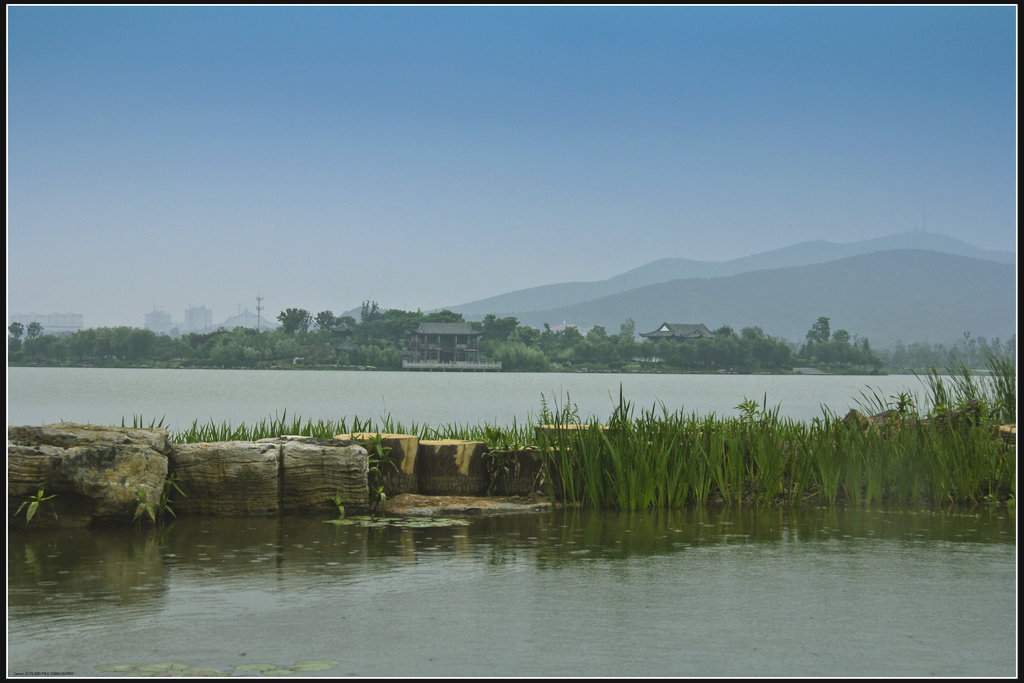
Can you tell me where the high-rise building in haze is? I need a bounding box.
[144,308,172,334]
[8,312,84,334]
[185,305,213,332]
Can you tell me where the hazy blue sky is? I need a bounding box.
[7,6,1017,329]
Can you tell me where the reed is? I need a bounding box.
[150,381,1013,510]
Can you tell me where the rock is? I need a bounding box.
[334,433,419,496]
[8,424,170,528]
[416,440,488,496]
[169,441,280,515]
[257,435,369,514]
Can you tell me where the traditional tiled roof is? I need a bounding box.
[639,323,716,339]
[414,322,480,335]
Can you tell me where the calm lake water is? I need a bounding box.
[7,367,934,431]
[8,508,1016,677]
[7,368,1016,676]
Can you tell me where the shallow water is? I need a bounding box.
[8,507,1016,677]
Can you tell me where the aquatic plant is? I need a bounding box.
[331,491,346,519]
[132,490,157,524]
[151,377,1014,511]
[15,489,57,526]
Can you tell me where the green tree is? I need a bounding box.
[314,310,338,332]
[807,317,831,344]
[277,308,312,335]
[9,322,24,340]
[360,301,382,323]
[423,309,464,323]
[832,329,851,344]
[26,321,44,339]
[509,326,540,347]
[618,318,636,341]
[481,314,519,342]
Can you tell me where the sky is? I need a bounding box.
[7,6,1017,330]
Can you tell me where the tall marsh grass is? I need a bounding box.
[137,357,1014,511]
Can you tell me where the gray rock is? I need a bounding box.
[8,423,169,528]
[257,436,369,513]
[169,441,280,516]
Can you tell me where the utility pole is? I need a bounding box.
[256,294,264,332]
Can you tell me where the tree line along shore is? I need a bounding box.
[8,303,1015,374]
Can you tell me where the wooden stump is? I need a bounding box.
[484,447,544,496]
[335,433,419,496]
[416,440,488,496]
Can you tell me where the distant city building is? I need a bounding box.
[145,308,173,334]
[185,305,214,332]
[8,312,84,334]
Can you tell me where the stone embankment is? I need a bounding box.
[8,424,547,529]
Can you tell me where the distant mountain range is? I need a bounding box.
[446,232,1016,348]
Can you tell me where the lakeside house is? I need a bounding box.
[403,322,501,371]
[639,322,716,348]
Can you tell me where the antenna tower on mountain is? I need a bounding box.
[256,293,265,331]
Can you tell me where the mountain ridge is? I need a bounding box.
[507,249,1016,349]
[448,231,1015,318]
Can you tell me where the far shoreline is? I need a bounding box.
[7,361,888,376]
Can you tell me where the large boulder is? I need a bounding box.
[8,424,171,528]
[257,435,369,514]
[169,441,280,516]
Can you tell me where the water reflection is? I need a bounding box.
[9,527,167,611]
[8,507,1016,677]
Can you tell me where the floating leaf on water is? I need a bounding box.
[183,669,227,677]
[137,663,190,672]
[95,664,140,672]
[262,669,296,676]
[397,517,471,528]
[234,664,279,672]
[289,660,341,672]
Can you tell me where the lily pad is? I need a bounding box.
[95,664,139,672]
[262,669,295,676]
[137,663,190,672]
[397,517,471,527]
[289,660,341,672]
[234,664,279,672]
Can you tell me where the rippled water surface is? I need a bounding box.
[8,508,1016,677]
[8,367,932,430]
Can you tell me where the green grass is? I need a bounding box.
[137,359,1014,511]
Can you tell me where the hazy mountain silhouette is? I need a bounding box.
[507,250,1015,349]
[449,231,1015,318]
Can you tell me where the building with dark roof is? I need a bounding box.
[639,322,716,347]
[404,322,497,371]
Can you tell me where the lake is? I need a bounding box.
[7,367,934,431]
[8,507,1016,677]
[6,367,1016,677]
